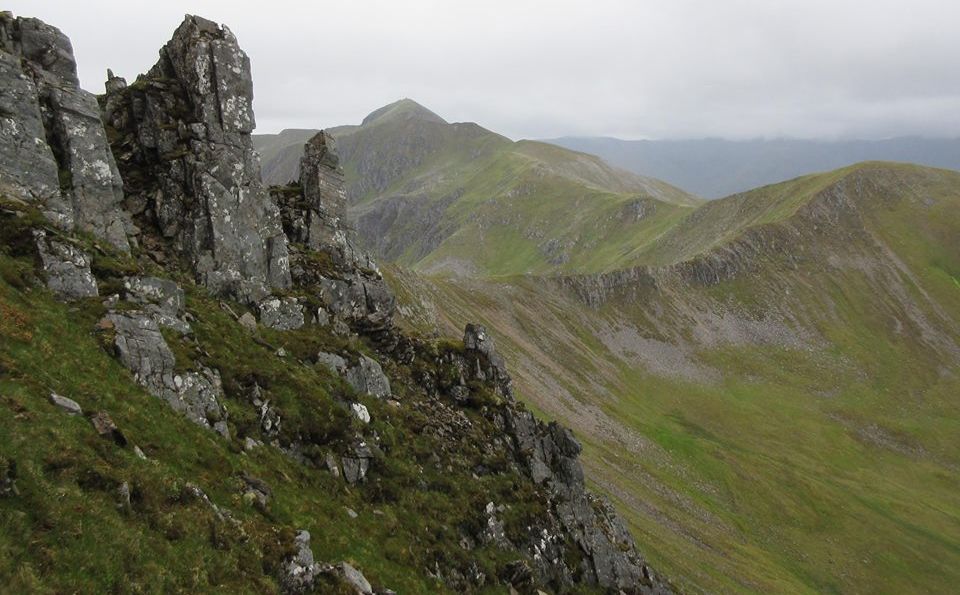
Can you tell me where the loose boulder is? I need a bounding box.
[49,392,81,415]
[345,356,391,399]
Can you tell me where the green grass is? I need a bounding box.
[255,98,702,277]
[386,164,960,593]
[0,215,600,593]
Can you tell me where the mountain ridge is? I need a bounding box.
[0,13,670,594]
[546,135,960,198]
[254,99,701,277]
[385,159,960,594]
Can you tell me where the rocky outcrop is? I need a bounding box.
[257,296,305,331]
[344,355,391,399]
[295,132,347,254]
[33,229,98,300]
[502,408,667,592]
[341,441,373,485]
[103,307,229,436]
[100,15,290,303]
[281,530,325,593]
[124,275,191,334]
[463,323,513,400]
[281,530,376,595]
[401,323,666,592]
[0,12,131,250]
[464,327,663,592]
[316,351,391,399]
[274,131,395,331]
[2,14,673,594]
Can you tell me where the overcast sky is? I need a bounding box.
[12,0,960,140]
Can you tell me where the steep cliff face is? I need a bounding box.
[0,12,131,251]
[0,13,670,594]
[100,15,290,303]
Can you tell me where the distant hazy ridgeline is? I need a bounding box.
[544,136,960,198]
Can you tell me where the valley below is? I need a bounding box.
[258,103,960,592]
[1,8,958,593]
[383,162,960,592]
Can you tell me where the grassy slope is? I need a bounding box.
[385,162,960,594]
[253,100,701,276]
[413,144,699,276]
[0,201,587,594]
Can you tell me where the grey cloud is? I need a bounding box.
[9,0,960,140]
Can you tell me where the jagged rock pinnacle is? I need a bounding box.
[101,14,291,303]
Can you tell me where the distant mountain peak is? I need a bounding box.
[360,98,446,126]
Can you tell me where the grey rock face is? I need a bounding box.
[299,132,348,253]
[503,408,667,593]
[258,296,305,331]
[278,131,375,270]
[34,229,98,300]
[124,275,191,334]
[101,15,290,303]
[281,530,325,594]
[337,562,373,595]
[0,13,131,250]
[275,131,396,330]
[350,402,370,424]
[463,323,513,400]
[49,392,82,415]
[481,502,510,548]
[104,310,228,434]
[0,49,61,208]
[316,351,347,375]
[325,452,341,478]
[345,355,391,399]
[341,442,372,485]
[315,275,395,329]
[124,276,184,314]
[238,311,257,331]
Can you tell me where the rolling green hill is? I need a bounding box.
[254,99,700,276]
[258,104,960,594]
[259,102,960,593]
[385,162,960,593]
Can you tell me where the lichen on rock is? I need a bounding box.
[0,12,132,250]
[100,15,290,303]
